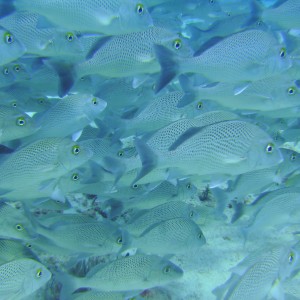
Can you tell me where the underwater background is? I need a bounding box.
[0,0,300,299]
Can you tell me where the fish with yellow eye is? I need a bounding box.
[0,105,39,143]
[0,28,26,65]
[13,0,153,35]
[0,258,51,300]
[0,138,93,198]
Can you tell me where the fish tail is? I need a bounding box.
[177,75,197,107]
[44,59,76,97]
[54,271,81,300]
[154,44,179,94]
[132,138,158,185]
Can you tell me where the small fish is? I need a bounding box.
[73,25,191,84]
[61,254,183,293]
[178,70,300,111]
[35,219,123,255]
[135,119,282,183]
[0,138,93,197]
[0,258,51,300]
[123,179,198,210]
[219,244,299,300]
[14,0,153,35]
[125,201,199,237]
[246,187,300,241]
[31,94,107,139]
[124,217,206,256]
[0,12,84,57]
[154,29,292,92]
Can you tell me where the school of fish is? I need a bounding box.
[0,0,300,299]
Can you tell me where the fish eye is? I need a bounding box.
[287,87,296,95]
[11,102,17,108]
[226,12,231,17]
[265,143,274,154]
[136,3,144,15]
[92,97,98,105]
[72,173,79,181]
[163,266,171,273]
[66,32,74,42]
[16,117,26,126]
[288,252,294,264]
[4,32,14,44]
[15,224,24,231]
[14,65,20,72]
[290,153,297,161]
[36,268,43,278]
[132,183,139,189]
[186,183,192,189]
[117,150,124,157]
[198,232,203,239]
[209,0,215,4]
[116,236,123,244]
[279,47,286,58]
[189,211,194,217]
[26,243,32,248]
[72,145,81,155]
[3,67,9,75]
[173,39,182,50]
[196,101,203,110]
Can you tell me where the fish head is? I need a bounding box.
[118,1,153,34]
[81,95,107,120]
[178,179,198,200]
[0,202,36,241]
[263,44,293,76]
[246,128,283,171]
[148,256,183,284]
[0,28,26,65]
[45,30,84,56]
[57,139,93,172]
[279,243,300,280]
[26,260,52,293]
[196,227,206,246]
[1,112,39,142]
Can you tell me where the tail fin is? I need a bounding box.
[177,75,197,107]
[132,138,158,184]
[43,59,75,97]
[154,45,179,94]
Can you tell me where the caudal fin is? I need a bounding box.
[154,44,179,94]
[44,59,75,97]
[132,138,158,184]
